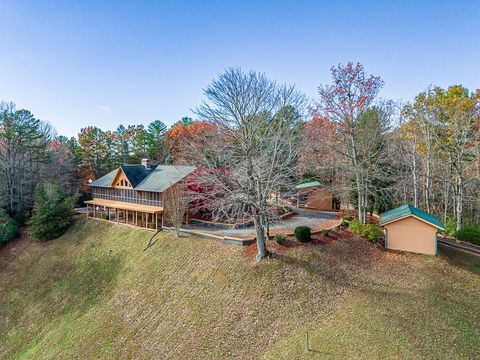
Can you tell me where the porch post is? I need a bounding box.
[155,213,158,230]
[135,211,138,227]
[116,208,119,224]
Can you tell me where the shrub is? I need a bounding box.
[341,215,353,227]
[349,219,381,243]
[363,224,381,243]
[444,217,457,236]
[321,229,330,236]
[455,226,480,246]
[274,234,287,245]
[28,183,76,241]
[0,209,19,246]
[294,226,311,243]
[349,219,363,235]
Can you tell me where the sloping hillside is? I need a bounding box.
[0,217,479,359]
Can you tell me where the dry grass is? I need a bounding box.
[0,216,479,359]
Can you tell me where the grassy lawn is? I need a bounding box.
[0,216,479,359]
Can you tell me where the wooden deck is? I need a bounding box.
[85,198,163,230]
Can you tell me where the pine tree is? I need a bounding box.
[27,183,76,241]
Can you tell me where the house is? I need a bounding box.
[379,204,445,255]
[294,181,340,211]
[85,159,196,230]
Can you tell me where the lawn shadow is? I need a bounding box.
[438,244,480,275]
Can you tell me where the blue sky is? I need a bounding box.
[0,0,478,137]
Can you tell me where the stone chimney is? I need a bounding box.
[141,158,151,169]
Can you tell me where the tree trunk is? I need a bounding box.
[443,180,449,223]
[412,137,419,208]
[253,213,268,261]
[456,176,463,231]
[425,156,431,213]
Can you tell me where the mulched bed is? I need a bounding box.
[244,229,355,259]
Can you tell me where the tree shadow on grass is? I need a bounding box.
[438,244,480,275]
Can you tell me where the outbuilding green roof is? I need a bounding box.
[379,204,445,230]
[295,181,321,189]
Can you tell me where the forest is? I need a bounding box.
[0,62,479,247]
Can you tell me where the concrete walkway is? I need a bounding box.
[182,209,339,239]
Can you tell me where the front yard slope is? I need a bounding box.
[0,217,479,359]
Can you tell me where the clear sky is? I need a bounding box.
[0,0,478,137]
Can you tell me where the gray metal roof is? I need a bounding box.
[135,165,196,192]
[89,164,196,193]
[89,169,117,187]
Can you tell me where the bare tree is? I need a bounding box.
[163,183,187,237]
[314,63,386,223]
[190,68,307,261]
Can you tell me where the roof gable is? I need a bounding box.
[111,168,133,188]
[379,204,445,230]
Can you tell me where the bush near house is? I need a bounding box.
[455,226,480,246]
[274,234,287,245]
[341,215,353,227]
[0,209,19,246]
[443,217,458,236]
[294,226,311,243]
[349,219,382,243]
[27,183,76,241]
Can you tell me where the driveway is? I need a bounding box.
[182,209,340,239]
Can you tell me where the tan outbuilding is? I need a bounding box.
[379,204,445,256]
[295,181,340,211]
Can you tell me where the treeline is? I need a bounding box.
[1,62,479,249]
[72,117,210,188]
[0,101,198,244]
[301,64,480,233]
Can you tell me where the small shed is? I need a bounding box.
[295,181,340,211]
[379,204,445,255]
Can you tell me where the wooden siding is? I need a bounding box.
[298,187,336,211]
[91,186,162,207]
[112,168,132,189]
[383,216,437,255]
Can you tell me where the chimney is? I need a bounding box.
[141,158,151,169]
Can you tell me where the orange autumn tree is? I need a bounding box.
[165,121,217,163]
[300,116,338,176]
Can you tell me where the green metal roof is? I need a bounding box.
[379,204,445,230]
[295,181,321,189]
[89,164,196,193]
